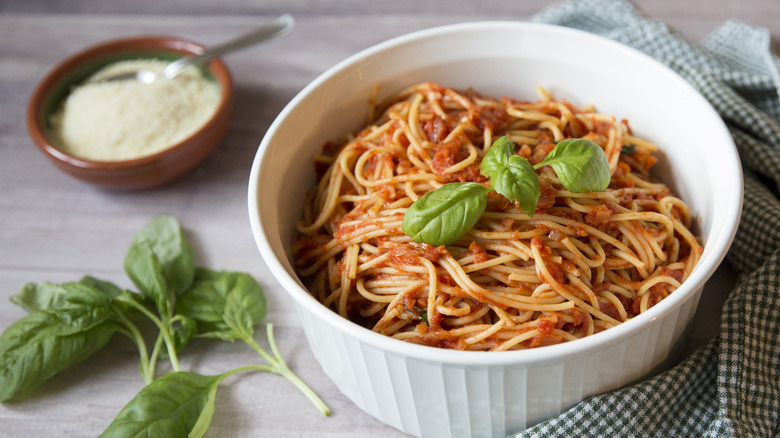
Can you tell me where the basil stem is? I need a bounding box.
[117,294,182,372]
[111,306,154,383]
[243,324,331,416]
[176,271,329,415]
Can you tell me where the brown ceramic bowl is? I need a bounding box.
[26,35,234,190]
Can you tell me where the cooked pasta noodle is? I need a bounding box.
[293,82,702,351]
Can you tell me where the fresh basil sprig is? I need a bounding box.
[402,137,611,246]
[0,215,329,436]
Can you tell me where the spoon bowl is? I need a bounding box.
[100,14,294,84]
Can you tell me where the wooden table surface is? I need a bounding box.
[1,1,777,436]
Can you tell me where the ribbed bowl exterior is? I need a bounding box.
[295,287,701,438]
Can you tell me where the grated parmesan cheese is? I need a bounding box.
[49,59,220,161]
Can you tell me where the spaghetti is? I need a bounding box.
[293,82,702,351]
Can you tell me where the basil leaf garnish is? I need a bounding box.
[402,182,492,246]
[491,155,540,217]
[480,136,541,216]
[402,136,613,245]
[536,138,611,193]
[479,135,515,178]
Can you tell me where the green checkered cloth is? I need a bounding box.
[510,1,780,437]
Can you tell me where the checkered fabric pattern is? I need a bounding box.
[509,1,780,436]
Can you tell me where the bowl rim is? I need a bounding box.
[248,20,743,366]
[26,35,234,171]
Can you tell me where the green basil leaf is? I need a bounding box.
[134,216,195,296]
[10,282,71,311]
[0,312,116,402]
[479,135,514,178]
[177,270,266,342]
[98,371,224,438]
[620,144,637,155]
[124,241,172,317]
[174,280,224,334]
[402,182,492,246]
[79,276,124,298]
[536,138,611,193]
[491,155,540,217]
[222,283,263,340]
[10,282,114,330]
[124,216,195,317]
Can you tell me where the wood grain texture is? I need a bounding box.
[0,1,771,436]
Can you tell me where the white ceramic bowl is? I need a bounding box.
[248,21,742,438]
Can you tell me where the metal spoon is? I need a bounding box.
[100,14,294,83]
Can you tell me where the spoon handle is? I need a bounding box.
[162,14,295,79]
